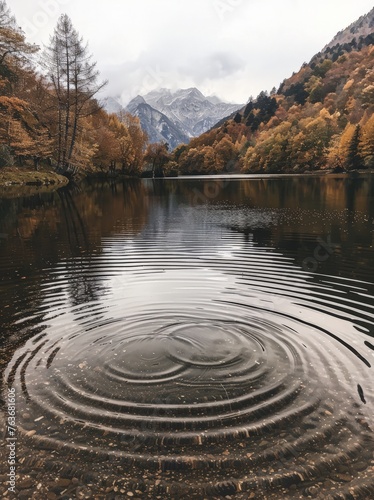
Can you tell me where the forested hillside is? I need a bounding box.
[172,11,374,175]
[0,1,147,176]
[1,0,373,179]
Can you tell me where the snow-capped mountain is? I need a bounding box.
[102,96,125,115]
[126,96,190,150]
[141,88,243,138]
[102,95,188,149]
[123,88,243,148]
[103,88,243,149]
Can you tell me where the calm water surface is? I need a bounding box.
[0,175,374,498]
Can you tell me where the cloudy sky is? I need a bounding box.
[10,0,374,105]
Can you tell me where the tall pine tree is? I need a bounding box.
[42,14,107,170]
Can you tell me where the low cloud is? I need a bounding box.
[11,0,374,103]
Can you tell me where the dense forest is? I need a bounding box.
[1,0,373,179]
[171,32,374,175]
[0,1,147,177]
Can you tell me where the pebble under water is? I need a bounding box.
[1,177,374,499]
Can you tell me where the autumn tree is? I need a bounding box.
[242,119,291,173]
[297,109,337,169]
[361,115,374,168]
[177,145,224,175]
[215,136,237,171]
[118,112,148,175]
[200,146,218,173]
[0,1,44,167]
[178,148,203,175]
[0,95,53,168]
[89,110,147,175]
[42,14,107,170]
[144,143,170,177]
[0,2,147,175]
[109,115,134,172]
[94,127,119,170]
[0,1,38,69]
[326,134,345,171]
[361,85,374,109]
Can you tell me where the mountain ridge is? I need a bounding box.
[323,7,374,51]
[126,100,190,150]
[169,8,374,175]
[118,88,243,149]
[142,87,243,138]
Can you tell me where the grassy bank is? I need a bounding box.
[0,167,69,198]
[0,167,69,188]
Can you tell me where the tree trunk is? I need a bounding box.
[44,14,107,171]
[62,37,71,169]
[68,92,79,162]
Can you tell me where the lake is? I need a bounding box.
[0,175,374,499]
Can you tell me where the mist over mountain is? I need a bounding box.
[102,96,125,115]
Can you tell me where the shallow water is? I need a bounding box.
[1,176,374,498]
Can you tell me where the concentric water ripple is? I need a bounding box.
[4,232,374,497]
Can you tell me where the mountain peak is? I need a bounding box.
[102,96,124,114]
[124,87,243,149]
[181,87,205,99]
[141,87,243,141]
[132,95,146,104]
[126,95,146,114]
[323,7,374,51]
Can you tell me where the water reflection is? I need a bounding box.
[1,175,374,498]
[0,180,149,368]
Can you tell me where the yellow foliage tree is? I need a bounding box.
[118,112,148,175]
[361,114,374,167]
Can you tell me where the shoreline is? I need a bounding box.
[0,168,69,198]
[165,169,374,180]
[0,168,69,188]
[0,168,372,198]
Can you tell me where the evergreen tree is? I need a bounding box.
[233,112,242,124]
[346,124,363,170]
